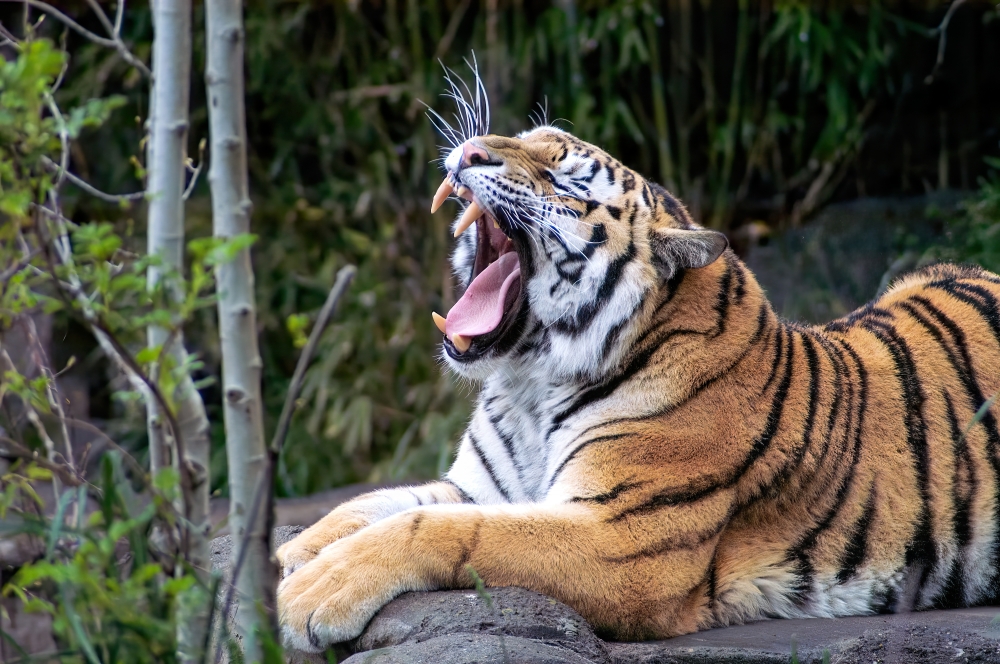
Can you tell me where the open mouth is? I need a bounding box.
[430,174,523,359]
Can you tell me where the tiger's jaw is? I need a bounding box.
[431,171,531,370]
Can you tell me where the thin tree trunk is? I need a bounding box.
[147,2,213,661]
[205,0,273,656]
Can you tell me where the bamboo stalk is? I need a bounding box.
[204,0,272,658]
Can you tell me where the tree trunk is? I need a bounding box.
[147,2,213,661]
[205,0,273,657]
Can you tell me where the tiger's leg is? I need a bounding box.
[277,500,724,651]
[275,480,469,575]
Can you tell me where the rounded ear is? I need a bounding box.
[649,227,728,277]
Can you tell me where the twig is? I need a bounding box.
[182,139,206,201]
[925,0,967,84]
[0,0,116,47]
[269,265,357,457]
[212,265,356,664]
[41,157,146,203]
[0,247,40,283]
[1,0,152,77]
[0,436,86,488]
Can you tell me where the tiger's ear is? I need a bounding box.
[649,227,728,278]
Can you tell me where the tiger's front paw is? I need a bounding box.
[277,538,414,652]
[276,513,372,577]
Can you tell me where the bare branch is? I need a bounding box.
[925,0,967,84]
[0,436,86,488]
[0,0,116,46]
[269,265,357,457]
[1,0,151,77]
[0,248,40,284]
[182,139,206,201]
[41,157,146,204]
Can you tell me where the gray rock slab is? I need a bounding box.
[607,607,1000,664]
[355,586,608,663]
[342,634,598,664]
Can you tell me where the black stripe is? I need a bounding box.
[930,280,1000,349]
[712,256,733,337]
[836,488,877,583]
[551,232,637,336]
[807,331,847,477]
[761,323,786,396]
[571,479,648,504]
[443,478,477,503]
[943,392,973,549]
[706,552,718,609]
[732,261,747,304]
[603,521,724,563]
[610,322,795,520]
[467,434,513,503]
[488,411,525,482]
[788,338,867,603]
[772,331,821,489]
[861,318,936,604]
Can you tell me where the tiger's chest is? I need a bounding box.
[461,371,590,502]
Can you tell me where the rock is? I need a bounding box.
[341,634,598,664]
[607,607,1000,664]
[353,586,609,663]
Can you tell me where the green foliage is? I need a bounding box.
[1,456,201,664]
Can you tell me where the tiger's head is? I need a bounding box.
[432,126,728,382]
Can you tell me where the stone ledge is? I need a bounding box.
[211,528,1000,664]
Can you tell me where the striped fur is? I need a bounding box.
[276,128,1000,652]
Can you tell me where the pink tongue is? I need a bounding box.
[446,252,521,338]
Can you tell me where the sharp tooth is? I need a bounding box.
[451,333,471,352]
[493,220,500,229]
[431,178,454,213]
[456,185,470,200]
[432,312,447,334]
[453,201,483,237]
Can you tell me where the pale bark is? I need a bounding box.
[205,0,272,655]
[147,1,212,661]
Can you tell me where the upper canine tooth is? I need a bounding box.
[453,201,483,237]
[431,179,454,213]
[431,312,447,334]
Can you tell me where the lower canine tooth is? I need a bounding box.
[432,312,447,334]
[451,333,471,352]
[453,201,482,237]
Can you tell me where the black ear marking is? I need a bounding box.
[649,227,729,278]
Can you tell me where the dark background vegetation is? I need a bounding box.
[9,0,1000,499]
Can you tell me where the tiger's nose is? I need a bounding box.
[459,141,491,169]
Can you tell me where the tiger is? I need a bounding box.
[275,123,1000,652]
